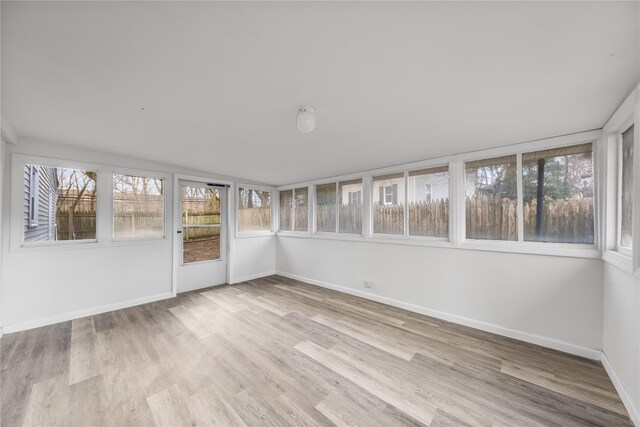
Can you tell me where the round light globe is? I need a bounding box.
[296,106,316,134]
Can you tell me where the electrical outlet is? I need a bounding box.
[363,280,372,289]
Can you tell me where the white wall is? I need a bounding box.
[1,137,276,332]
[0,138,6,337]
[231,236,276,283]
[277,236,604,356]
[603,263,639,424]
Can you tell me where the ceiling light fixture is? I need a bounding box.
[296,106,316,134]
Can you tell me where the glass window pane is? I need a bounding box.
[339,179,362,234]
[279,190,293,231]
[373,173,404,235]
[408,166,449,238]
[238,188,271,232]
[182,187,221,263]
[465,155,518,241]
[113,174,165,239]
[294,187,309,232]
[24,165,97,242]
[620,125,634,248]
[522,143,594,244]
[316,183,337,232]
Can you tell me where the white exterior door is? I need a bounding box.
[177,181,227,293]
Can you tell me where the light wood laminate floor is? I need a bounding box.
[1,275,632,426]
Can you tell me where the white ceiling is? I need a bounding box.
[2,1,638,186]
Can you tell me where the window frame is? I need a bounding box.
[616,125,634,257]
[14,156,101,249]
[372,171,406,237]
[338,178,364,235]
[278,186,310,234]
[279,189,293,232]
[112,171,167,241]
[312,181,339,235]
[602,87,639,274]
[235,184,275,238]
[276,130,602,258]
[459,136,598,255]
[11,153,174,252]
[292,186,310,232]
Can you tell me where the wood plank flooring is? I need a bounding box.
[0,275,632,426]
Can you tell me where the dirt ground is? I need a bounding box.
[183,237,220,263]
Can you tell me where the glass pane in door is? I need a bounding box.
[182,186,221,263]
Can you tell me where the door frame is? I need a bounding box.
[172,174,235,295]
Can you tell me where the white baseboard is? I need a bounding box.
[601,353,639,426]
[230,271,276,285]
[276,271,602,361]
[2,292,175,334]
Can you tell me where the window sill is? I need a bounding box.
[603,250,634,274]
[277,232,601,258]
[236,231,275,239]
[459,240,601,259]
[14,237,172,253]
[277,231,311,237]
[278,232,454,249]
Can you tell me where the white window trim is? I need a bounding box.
[458,131,600,249]
[278,189,294,232]
[111,169,170,242]
[11,153,174,253]
[235,183,276,238]
[276,129,603,259]
[277,186,312,236]
[616,129,633,257]
[602,87,637,274]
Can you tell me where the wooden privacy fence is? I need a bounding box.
[466,195,594,243]
[373,200,449,236]
[523,197,594,244]
[56,211,97,240]
[239,207,271,231]
[315,204,362,232]
[279,207,310,231]
[314,197,592,242]
[339,204,362,233]
[182,212,221,241]
[466,196,517,240]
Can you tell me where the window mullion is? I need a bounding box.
[335,182,339,233]
[292,188,296,232]
[404,171,409,236]
[517,153,524,242]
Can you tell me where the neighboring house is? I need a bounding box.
[24,164,58,242]
[337,173,449,207]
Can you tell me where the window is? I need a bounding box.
[465,155,517,241]
[181,186,221,264]
[294,187,309,232]
[373,173,404,235]
[113,174,165,239]
[522,143,594,244]
[408,166,449,238]
[279,190,293,231]
[238,188,271,232]
[24,164,96,242]
[279,188,308,232]
[316,183,337,232]
[619,125,634,249]
[339,179,363,234]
